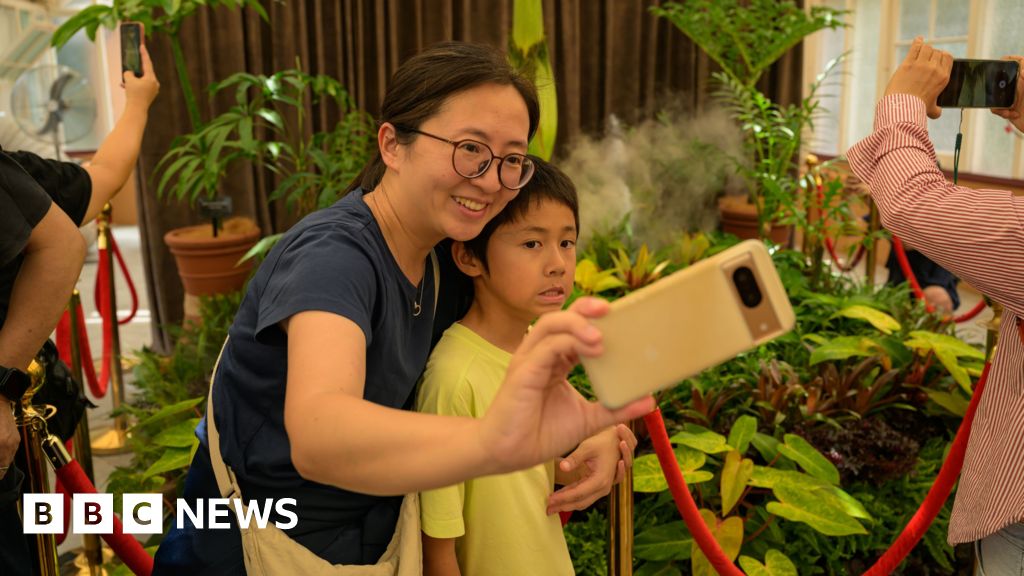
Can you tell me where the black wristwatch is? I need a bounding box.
[0,366,30,405]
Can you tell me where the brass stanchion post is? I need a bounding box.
[985,301,1002,359]
[91,204,129,454]
[67,290,103,574]
[803,154,822,259]
[15,361,60,576]
[865,199,881,288]
[607,421,636,576]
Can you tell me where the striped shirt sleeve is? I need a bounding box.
[846,94,1024,316]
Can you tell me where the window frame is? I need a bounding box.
[803,0,1024,183]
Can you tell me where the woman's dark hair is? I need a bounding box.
[463,156,579,272]
[346,42,540,194]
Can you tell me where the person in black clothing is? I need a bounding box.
[0,44,159,575]
[886,245,960,312]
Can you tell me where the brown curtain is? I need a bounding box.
[137,0,803,351]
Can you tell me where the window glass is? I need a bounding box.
[935,0,970,38]
[899,0,931,40]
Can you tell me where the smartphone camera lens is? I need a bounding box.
[732,267,762,308]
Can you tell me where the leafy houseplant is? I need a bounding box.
[630,417,872,575]
[156,67,375,291]
[564,228,981,574]
[156,67,375,241]
[53,0,271,296]
[651,0,847,240]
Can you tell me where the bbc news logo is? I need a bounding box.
[23,494,298,534]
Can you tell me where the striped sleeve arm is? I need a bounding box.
[846,94,1024,315]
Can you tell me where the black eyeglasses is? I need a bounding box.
[396,126,535,190]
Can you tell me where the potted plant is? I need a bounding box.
[52,0,270,296]
[55,5,376,296]
[155,67,375,277]
[651,0,847,242]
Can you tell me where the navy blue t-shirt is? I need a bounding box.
[202,188,468,562]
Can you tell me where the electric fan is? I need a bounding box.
[9,64,96,159]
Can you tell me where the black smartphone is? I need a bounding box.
[937,59,1018,108]
[120,22,144,79]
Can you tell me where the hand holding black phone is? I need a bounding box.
[937,59,1019,109]
[120,22,144,79]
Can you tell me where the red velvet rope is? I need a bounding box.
[54,460,154,576]
[816,179,986,323]
[93,232,139,325]
[56,303,105,398]
[647,361,991,574]
[89,230,141,400]
[825,238,866,272]
[53,438,75,545]
[951,300,987,323]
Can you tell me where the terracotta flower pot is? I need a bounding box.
[718,197,791,246]
[163,217,260,296]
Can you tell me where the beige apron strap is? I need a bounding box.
[206,337,237,499]
[430,248,440,316]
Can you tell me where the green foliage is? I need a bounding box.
[903,330,985,394]
[834,305,902,335]
[651,0,848,236]
[155,67,375,211]
[565,235,974,574]
[52,0,267,48]
[635,521,693,562]
[633,446,712,493]
[713,56,846,233]
[564,509,609,576]
[650,0,845,87]
[771,437,958,574]
[630,416,869,574]
[509,0,557,160]
[739,549,798,576]
[691,510,743,575]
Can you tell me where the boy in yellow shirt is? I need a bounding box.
[417,159,636,575]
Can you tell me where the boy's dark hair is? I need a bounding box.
[348,42,539,193]
[463,157,579,272]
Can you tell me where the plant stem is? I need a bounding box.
[171,34,203,131]
[743,514,776,544]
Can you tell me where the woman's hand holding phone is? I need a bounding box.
[122,44,160,109]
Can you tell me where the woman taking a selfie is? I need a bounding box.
[153,42,651,574]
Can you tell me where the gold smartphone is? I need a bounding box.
[581,240,796,408]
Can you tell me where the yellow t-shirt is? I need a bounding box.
[417,323,574,576]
